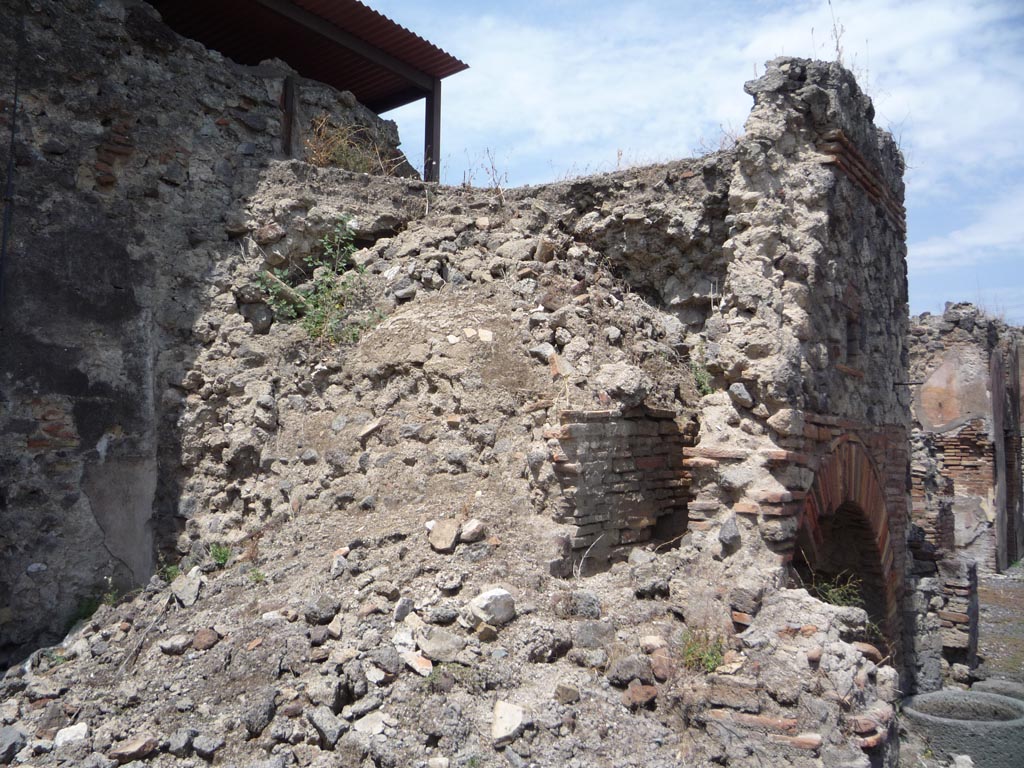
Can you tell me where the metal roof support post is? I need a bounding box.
[424,77,441,183]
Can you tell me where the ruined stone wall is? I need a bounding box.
[0,0,411,662]
[0,13,929,758]
[934,420,998,564]
[675,60,911,648]
[910,434,956,551]
[908,304,1024,574]
[519,61,919,702]
[904,539,979,689]
[0,5,922,725]
[902,304,1024,687]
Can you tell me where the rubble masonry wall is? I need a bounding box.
[0,0,408,662]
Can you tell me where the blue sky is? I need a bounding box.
[375,0,1024,323]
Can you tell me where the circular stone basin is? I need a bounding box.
[902,690,1024,768]
[973,679,1024,702]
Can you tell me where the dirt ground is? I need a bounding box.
[977,561,1024,682]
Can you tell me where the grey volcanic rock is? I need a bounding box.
[606,654,655,687]
[0,727,26,764]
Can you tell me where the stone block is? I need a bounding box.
[706,675,761,712]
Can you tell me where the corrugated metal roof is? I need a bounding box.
[148,0,467,112]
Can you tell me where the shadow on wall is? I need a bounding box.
[790,439,898,657]
[791,504,891,649]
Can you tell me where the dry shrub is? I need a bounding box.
[304,114,405,176]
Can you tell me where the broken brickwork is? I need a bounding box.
[543,408,696,566]
[537,57,914,682]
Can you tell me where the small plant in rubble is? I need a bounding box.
[301,220,358,341]
[157,555,181,583]
[209,543,232,569]
[258,217,377,344]
[806,569,865,609]
[679,627,725,673]
[690,348,714,397]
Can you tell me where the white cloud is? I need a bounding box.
[909,185,1024,271]
[387,1,1024,191]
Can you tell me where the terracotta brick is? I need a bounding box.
[635,456,665,470]
[708,709,798,733]
[753,490,793,504]
[621,681,658,710]
[758,503,799,517]
[854,731,887,749]
[852,641,883,663]
[682,457,719,469]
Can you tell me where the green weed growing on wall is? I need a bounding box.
[258,217,378,344]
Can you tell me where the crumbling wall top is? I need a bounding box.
[744,57,905,201]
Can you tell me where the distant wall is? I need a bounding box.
[908,305,1024,574]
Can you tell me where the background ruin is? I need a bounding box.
[909,304,1024,574]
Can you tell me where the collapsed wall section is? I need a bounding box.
[519,60,924,710]
[654,61,913,672]
[0,34,928,765]
[0,11,925,735]
[533,60,913,594]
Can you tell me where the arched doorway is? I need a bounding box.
[791,439,898,655]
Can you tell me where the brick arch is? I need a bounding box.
[796,438,898,642]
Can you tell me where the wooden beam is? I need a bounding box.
[423,78,441,182]
[280,75,297,157]
[255,0,433,91]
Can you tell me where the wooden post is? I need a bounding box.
[280,75,297,157]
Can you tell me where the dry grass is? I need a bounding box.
[304,114,405,176]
